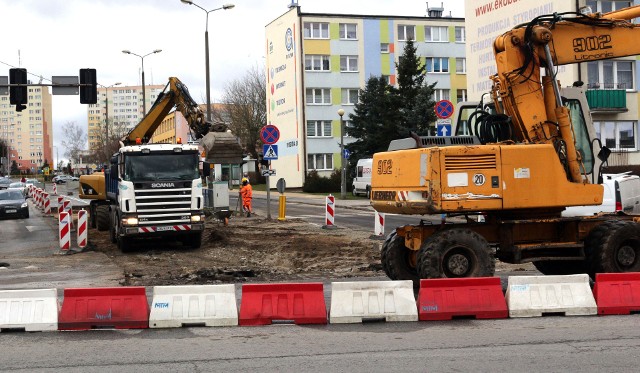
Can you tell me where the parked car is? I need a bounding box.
[8,182,27,196]
[562,173,640,216]
[0,178,11,190]
[0,189,29,219]
[53,175,76,184]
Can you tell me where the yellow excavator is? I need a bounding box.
[79,77,243,251]
[374,6,640,282]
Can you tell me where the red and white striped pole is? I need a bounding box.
[52,182,57,196]
[37,189,43,209]
[77,209,88,249]
[324,194,335,228]
[63,198,73,229]
[43,192,51,214]
[374,211,385,237]
[58,211,70,251]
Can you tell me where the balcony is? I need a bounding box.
[585,82,627,113]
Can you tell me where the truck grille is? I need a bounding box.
[134,187,192,225]
[445,154,497,170]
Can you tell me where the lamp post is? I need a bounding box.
[122,49,162,115]
[338,109,347,199]
[180,0,235,121]
[101,82,121,153]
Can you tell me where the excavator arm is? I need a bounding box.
[123,77,216,145]
[492,6,640,182]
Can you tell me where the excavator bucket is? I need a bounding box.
[201,131,244,165]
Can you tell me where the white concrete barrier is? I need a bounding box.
[329,280,418,323]
[149,285,238,328]
[0,288,59,332]
[506,274,597,318]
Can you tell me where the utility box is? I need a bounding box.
[209,181,229,211]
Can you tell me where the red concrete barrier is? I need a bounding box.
[58,287,150,330]
[417,277,508,321]
[594,273,640,315]
[239,283,327,326]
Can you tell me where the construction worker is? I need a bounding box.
[240,177,253,217]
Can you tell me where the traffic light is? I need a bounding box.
[79,68,97,104]
[9,68,27,106]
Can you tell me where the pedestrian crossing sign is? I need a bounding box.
[263,144,278,160]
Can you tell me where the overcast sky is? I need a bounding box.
[0,0,464,163]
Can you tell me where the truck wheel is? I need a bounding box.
[586,220,640,274]
[533,260,587,275]
[352,187,357,197]
[96,205,109,231]
[417,228,494,279]
[117,236,133,253]
[380,231,419,284]
[89,204,97,229]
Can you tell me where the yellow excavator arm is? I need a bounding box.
[123,77,217,145]
[492,6,640,182]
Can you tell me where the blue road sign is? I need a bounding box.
[263,144,278,160]
[437,124,452,137]
[343,149,351,159]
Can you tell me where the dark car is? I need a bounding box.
[0,178,12,190]
[0,189,29,219]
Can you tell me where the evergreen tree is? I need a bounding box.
[396,38,437,133]
[346,76,402,169]
[10,160,19,175]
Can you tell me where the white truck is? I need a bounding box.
[351,158,372,198]
[563,173,640,217]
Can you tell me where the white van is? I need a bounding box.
[352,158,373,198]
[562,173,640,217]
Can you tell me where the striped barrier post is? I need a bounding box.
[77,209,88,249]
[59,211,70,251]
[57,196,64,213]
[324,194,335,228]
[52,182,57,195]
[374,211,385,237]
[43,193,51,214]
[63,198,73,229]
[37,189,43,209]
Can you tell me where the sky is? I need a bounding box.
[0,0,464,164]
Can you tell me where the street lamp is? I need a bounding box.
[180,0,235,121]
[338,109,347,199]
[122,49,162,115]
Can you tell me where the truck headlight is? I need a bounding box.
[190,214,203,223]
[122,217,139,226]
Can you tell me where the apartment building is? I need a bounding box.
[464,0,640,168]
[0,85,53,174]
[266,4,465,188]
[87,84,164,150]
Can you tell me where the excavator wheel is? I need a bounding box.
[586,220,640,274]
[96,205,110,231]
[417,228,494,279]
[532,260,587,276]
[380,231,419,285]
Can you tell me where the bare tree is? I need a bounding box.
[59,121,87,165]
[87,120,129,165]
[222,64,266,172]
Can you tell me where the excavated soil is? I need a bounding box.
[87,214,384,286]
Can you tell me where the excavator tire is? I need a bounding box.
[96,205,110,231]
[380,231,419,285]
[417,228,494,279]
[586,220,640,274]
[532,260,587,276]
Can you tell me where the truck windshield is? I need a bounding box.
[123,153,199,182]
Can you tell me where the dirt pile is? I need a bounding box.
[88,215,384,286]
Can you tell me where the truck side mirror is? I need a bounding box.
[597,146,611,163]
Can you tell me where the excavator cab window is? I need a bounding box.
[563,97,594,175]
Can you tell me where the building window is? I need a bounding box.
[380,43,389,53]
[307,120,332,137]
[587,60,633,89]
[594,121,636,150]
[397,25,415,41]
[341,89,359,105]
[308,153,334,170]
[340,55,358,72]
[306,88,331,105]
[339,23,357,39]
[433,89,450,101]
[305,55,330,71]
[426,57,449,73]
[425,26,448,42]
[586,0,631,12]
[456,89,468,103]
[456,58,466,74]
[303,22,329,39]
[381,75,391,85]
[455,26,466,42]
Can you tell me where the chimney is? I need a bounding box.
[288,0,298,9]
[426,1,444,18]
